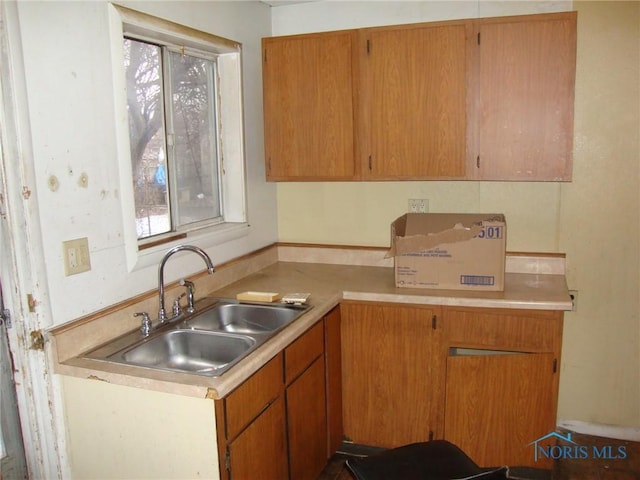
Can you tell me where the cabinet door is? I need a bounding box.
[444,351,556,468]
[474,12,577,180]
[341,302,441,447]
[442,306,563,468]
[228,397,288,480]
[361,23,469,179]
[263,31,357,180]
[324,306,343,457]
[287,357,328,480]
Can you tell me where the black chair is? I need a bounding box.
[345,440,548,480]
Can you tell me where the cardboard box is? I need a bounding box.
[388,213,506,291]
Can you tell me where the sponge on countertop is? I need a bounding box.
[236,291,282,302]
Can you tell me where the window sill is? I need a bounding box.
[127,222,251,272]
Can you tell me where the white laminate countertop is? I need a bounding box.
[51,254,572,400]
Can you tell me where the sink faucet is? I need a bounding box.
[158,245,215,323]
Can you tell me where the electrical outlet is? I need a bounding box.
[569,290,578,312]
[63,237,91,276]
[408,199,429,213]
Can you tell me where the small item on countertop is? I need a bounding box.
[281,293,311,305]
[236,291,282,302]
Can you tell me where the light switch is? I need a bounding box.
[63,237,91,276]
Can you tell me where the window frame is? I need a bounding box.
[109,4,249,272]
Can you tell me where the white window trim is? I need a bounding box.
[108,4,249,272]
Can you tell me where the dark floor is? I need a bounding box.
[319,433,640,480]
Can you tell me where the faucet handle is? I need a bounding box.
[172,293,186,317]
[134,312,152,336]
[180,279,196,313]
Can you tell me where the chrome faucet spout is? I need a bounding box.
[158,245,215,322]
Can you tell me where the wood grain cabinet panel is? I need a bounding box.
[340,302,564,469]
[473,12,577,180]
[216,310,342,480]
[324,306,343,457]
[443,307,564,353]
[262,12,576,182]
[441,306,563,468]
[444,351,556,468]
[262,31,357,180]
[286,357,328,480]
[218,311,341,480]
[360,22,469,179]
[223,354,283,441]
[285,321,324,384]
[341,302,442,447]
[215,354,287,480]
[227,396,288,480]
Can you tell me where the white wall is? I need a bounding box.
[15,0,274,325]
[271,0,572,34]
[63,376,218,479]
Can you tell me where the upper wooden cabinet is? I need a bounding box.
[360,22,469,179]
[262,11,577,181]
[262,31,358,180]
[471,12,577,180]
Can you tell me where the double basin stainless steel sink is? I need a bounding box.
[84,298,311,377]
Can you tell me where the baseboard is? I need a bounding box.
[557,419,640,442]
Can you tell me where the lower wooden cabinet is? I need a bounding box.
[341,301,564,468]
[215,354,287,480]
[287,356,327,480]
[341,302,442,447]
[441,306,563,468]
[227,395,289,480]
[324,305,343,456]
[215,307,342,480]
[285,321,327,480]
[444,350,556,468]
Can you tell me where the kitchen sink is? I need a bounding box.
[179,301,306,334]
[114,330,255,376]
[83,298,311,377]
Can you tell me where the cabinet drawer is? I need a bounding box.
[285,322,324,384]
[224,353,283,441]
[444,307,563,353]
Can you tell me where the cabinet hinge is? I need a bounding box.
[553,358,558,373]
[477,32,481,45]
[30,330,45,351]
[225,449,231,471]
[0,308,11,328]
[432,315,437,330]
[366,39,371,55]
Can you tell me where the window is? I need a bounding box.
[125,39,223,239]
[112,5,247,253]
